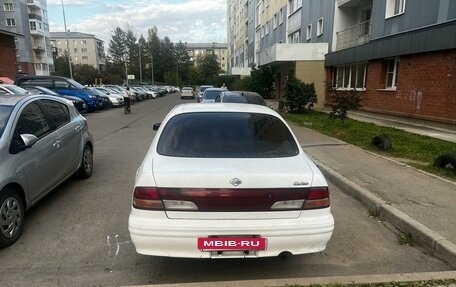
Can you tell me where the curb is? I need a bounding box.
[314,159,456,268]
[125,271,456,287]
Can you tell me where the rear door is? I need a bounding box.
[12,101,62,201]
[40,99,82,177]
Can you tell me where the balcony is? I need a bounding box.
[26,0,40,9]
[336,20,371,51]
[28,14,42,21]
[33,45,45,51]
[338,0,366,7]
[258,43,328,66]
[30,29,45,37]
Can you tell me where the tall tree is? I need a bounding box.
[174,41,192,85]
[108,27,126,64]
[159,36,175,84]
[146,27,160,84]
[52,51,72,77]
[198,53,221,84]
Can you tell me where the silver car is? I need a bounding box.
[0,95,94,248]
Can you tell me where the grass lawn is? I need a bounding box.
[283,111,456,180]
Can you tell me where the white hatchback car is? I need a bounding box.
[128,103,334,259]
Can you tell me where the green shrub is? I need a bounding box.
[329,89,362,120]
[284,77,317,112]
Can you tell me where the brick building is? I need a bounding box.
[325,0,456,124]
[0,30,19,81]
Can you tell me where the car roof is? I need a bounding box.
[204,88,224,92]
[0,95,28,106]
[171,102,275,115]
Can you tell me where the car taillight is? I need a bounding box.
[133,187,164,210]
[303,187,330,209]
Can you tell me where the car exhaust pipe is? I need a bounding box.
[279,251,292,260]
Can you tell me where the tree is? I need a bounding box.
[146,27,160,84]
[108,27,126,64]
[250,66,275,98]
[52,51,72,77]
[175,41,192,85]
[73,64,99,85]
[284,76,318,112]
[198,53,221,84]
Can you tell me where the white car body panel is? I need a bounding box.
[128,103,334,258]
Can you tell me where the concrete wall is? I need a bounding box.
[295,60,326,109]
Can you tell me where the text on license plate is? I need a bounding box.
[198,237,267,251]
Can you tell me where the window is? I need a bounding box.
[74,48,78,53]
[386,0,406,18]
[81,48,87,53]
[74,40,78,45]
[279,8,283,24]
[265,21,269,35]
[306,24,312,40]
[273,14,278,29]
[6,18,16,26]
[82,56,88,61]
[334,63,367,90]
[15,102,50,140]
[385,58,399,89]
[40,100,70,129]
[3,3,13,11]
[30,21,36,30]
[288,30,300,43]
[289,0,302,15]
[317,18,324,36]
[81,40,87,45]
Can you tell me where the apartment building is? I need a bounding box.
[228,0,335,108]
[185,42,228,73]
[0,0,53,76]
[50,31,106,71]
[228,0,456,123]
[326,0,456,123]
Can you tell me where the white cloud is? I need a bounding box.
[49,0,227,45]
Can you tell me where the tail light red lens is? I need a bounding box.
[303,187,330,209]
[132,186,330,211]
[133,187,164,210]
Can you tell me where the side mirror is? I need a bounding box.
[9,133,38,154]
[153,123,161,131]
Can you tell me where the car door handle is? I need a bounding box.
[74,125,82,132]
[52,139,61,149]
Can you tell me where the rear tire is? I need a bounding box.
[0,188,24,248]
[434,153,456,171]
[77,144,93,179]
[371,134,392,151]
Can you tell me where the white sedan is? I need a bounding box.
[128,103,334,258]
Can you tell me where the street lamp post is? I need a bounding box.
[61,0,73,79]
[139,44,142,84]
[151,54,154,85]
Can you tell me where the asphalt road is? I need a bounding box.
[0,93,452,287]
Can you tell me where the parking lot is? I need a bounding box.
[0,93,452,287]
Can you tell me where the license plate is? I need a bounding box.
[198,237,267,251]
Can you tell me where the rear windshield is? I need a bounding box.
[157,112,299,158]
[203,90,222,100]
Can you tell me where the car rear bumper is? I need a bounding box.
[128,208,334,258]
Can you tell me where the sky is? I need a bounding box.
[46,0,227,47]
